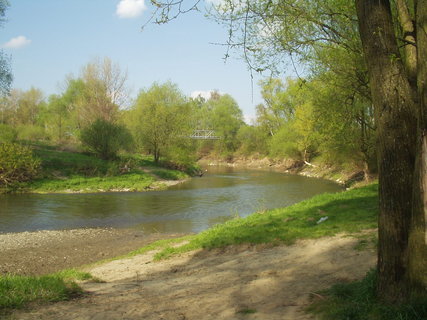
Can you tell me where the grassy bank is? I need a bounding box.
[152,183,379,260]
[6,143,191,193]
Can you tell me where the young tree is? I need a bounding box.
[127,82,192,163]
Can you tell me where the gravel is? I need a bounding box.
[0,228,184,276]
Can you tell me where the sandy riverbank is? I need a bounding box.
[9,233,377,320]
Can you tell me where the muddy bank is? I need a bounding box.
[199,157,370,186]
[0,228,187,276]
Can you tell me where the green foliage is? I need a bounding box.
[193,92,244,158]
[0,142,40,187]
[16,124,48,141]
[0,0,12,96]
[0,124,17,142]
[127,81,193,163]
[268,124,301,160]
[309,269,427,320]
[80,118,133,160]
[236,125,268,156]
[154,183,378,259]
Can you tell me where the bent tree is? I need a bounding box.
[147,0,427,303]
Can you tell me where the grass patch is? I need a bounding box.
[29,172,156,193]
[0,269,92,313]
[86,236,194,268]
[308,270,427,320]
[153,183,378,260]
[6,143,190,193]
[151,168,188,181]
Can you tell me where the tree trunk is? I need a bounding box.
[409,0,427,298]
[355,0,418,303]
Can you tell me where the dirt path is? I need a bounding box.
[10,234,376,320]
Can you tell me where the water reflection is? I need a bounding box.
[0,167,342,234]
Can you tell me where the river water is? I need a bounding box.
[0,167,342,234]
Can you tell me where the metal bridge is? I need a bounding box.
[189,129,220,140]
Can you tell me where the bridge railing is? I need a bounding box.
[189,129,220,140]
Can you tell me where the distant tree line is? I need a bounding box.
[0,55,376,175]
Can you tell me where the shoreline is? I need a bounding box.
[199,157,371,186]
[1,177,188,195]
[0,227,188,276]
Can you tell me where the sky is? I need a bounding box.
[0,0,287,122]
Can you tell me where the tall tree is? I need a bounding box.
[355,0,426,302]
[147,0,426,303]
[0,0,12,96]
[74,57,128,126]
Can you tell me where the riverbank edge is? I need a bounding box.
[199,156,374,187]
[1,182,380,318]
[31,177,189,194]
[0,172,190,195]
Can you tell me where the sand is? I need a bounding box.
[8,232,376,320]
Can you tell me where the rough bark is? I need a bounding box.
[355,0,418,303]
[409,0,427,298]
[396,0,417,82]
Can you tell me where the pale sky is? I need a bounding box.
[0,0,295,121]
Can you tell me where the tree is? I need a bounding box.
[204,93,243,156]
[127,82,192,163]
[146,0,426,303]
[73,57,128,126]
[0,0,12,96]
[355,0,426,302]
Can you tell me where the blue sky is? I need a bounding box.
[0,0,295,121]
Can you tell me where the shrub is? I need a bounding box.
[16,125,49,142]
[0,142,41,187]
[0,124,17,142]
[80,119,133,160]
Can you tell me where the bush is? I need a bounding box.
[16,125,49,142]
[80,119,133,160]
[0,142,41,187]
[0,124,17,143]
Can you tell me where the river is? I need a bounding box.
[0,166,342,234]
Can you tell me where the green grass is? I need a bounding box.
[308,270,427,320]
[152,183,378,260]
[86,236,194,268]
[28,172,156,193]
[0,269,92,313]
[151,168,188,181]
